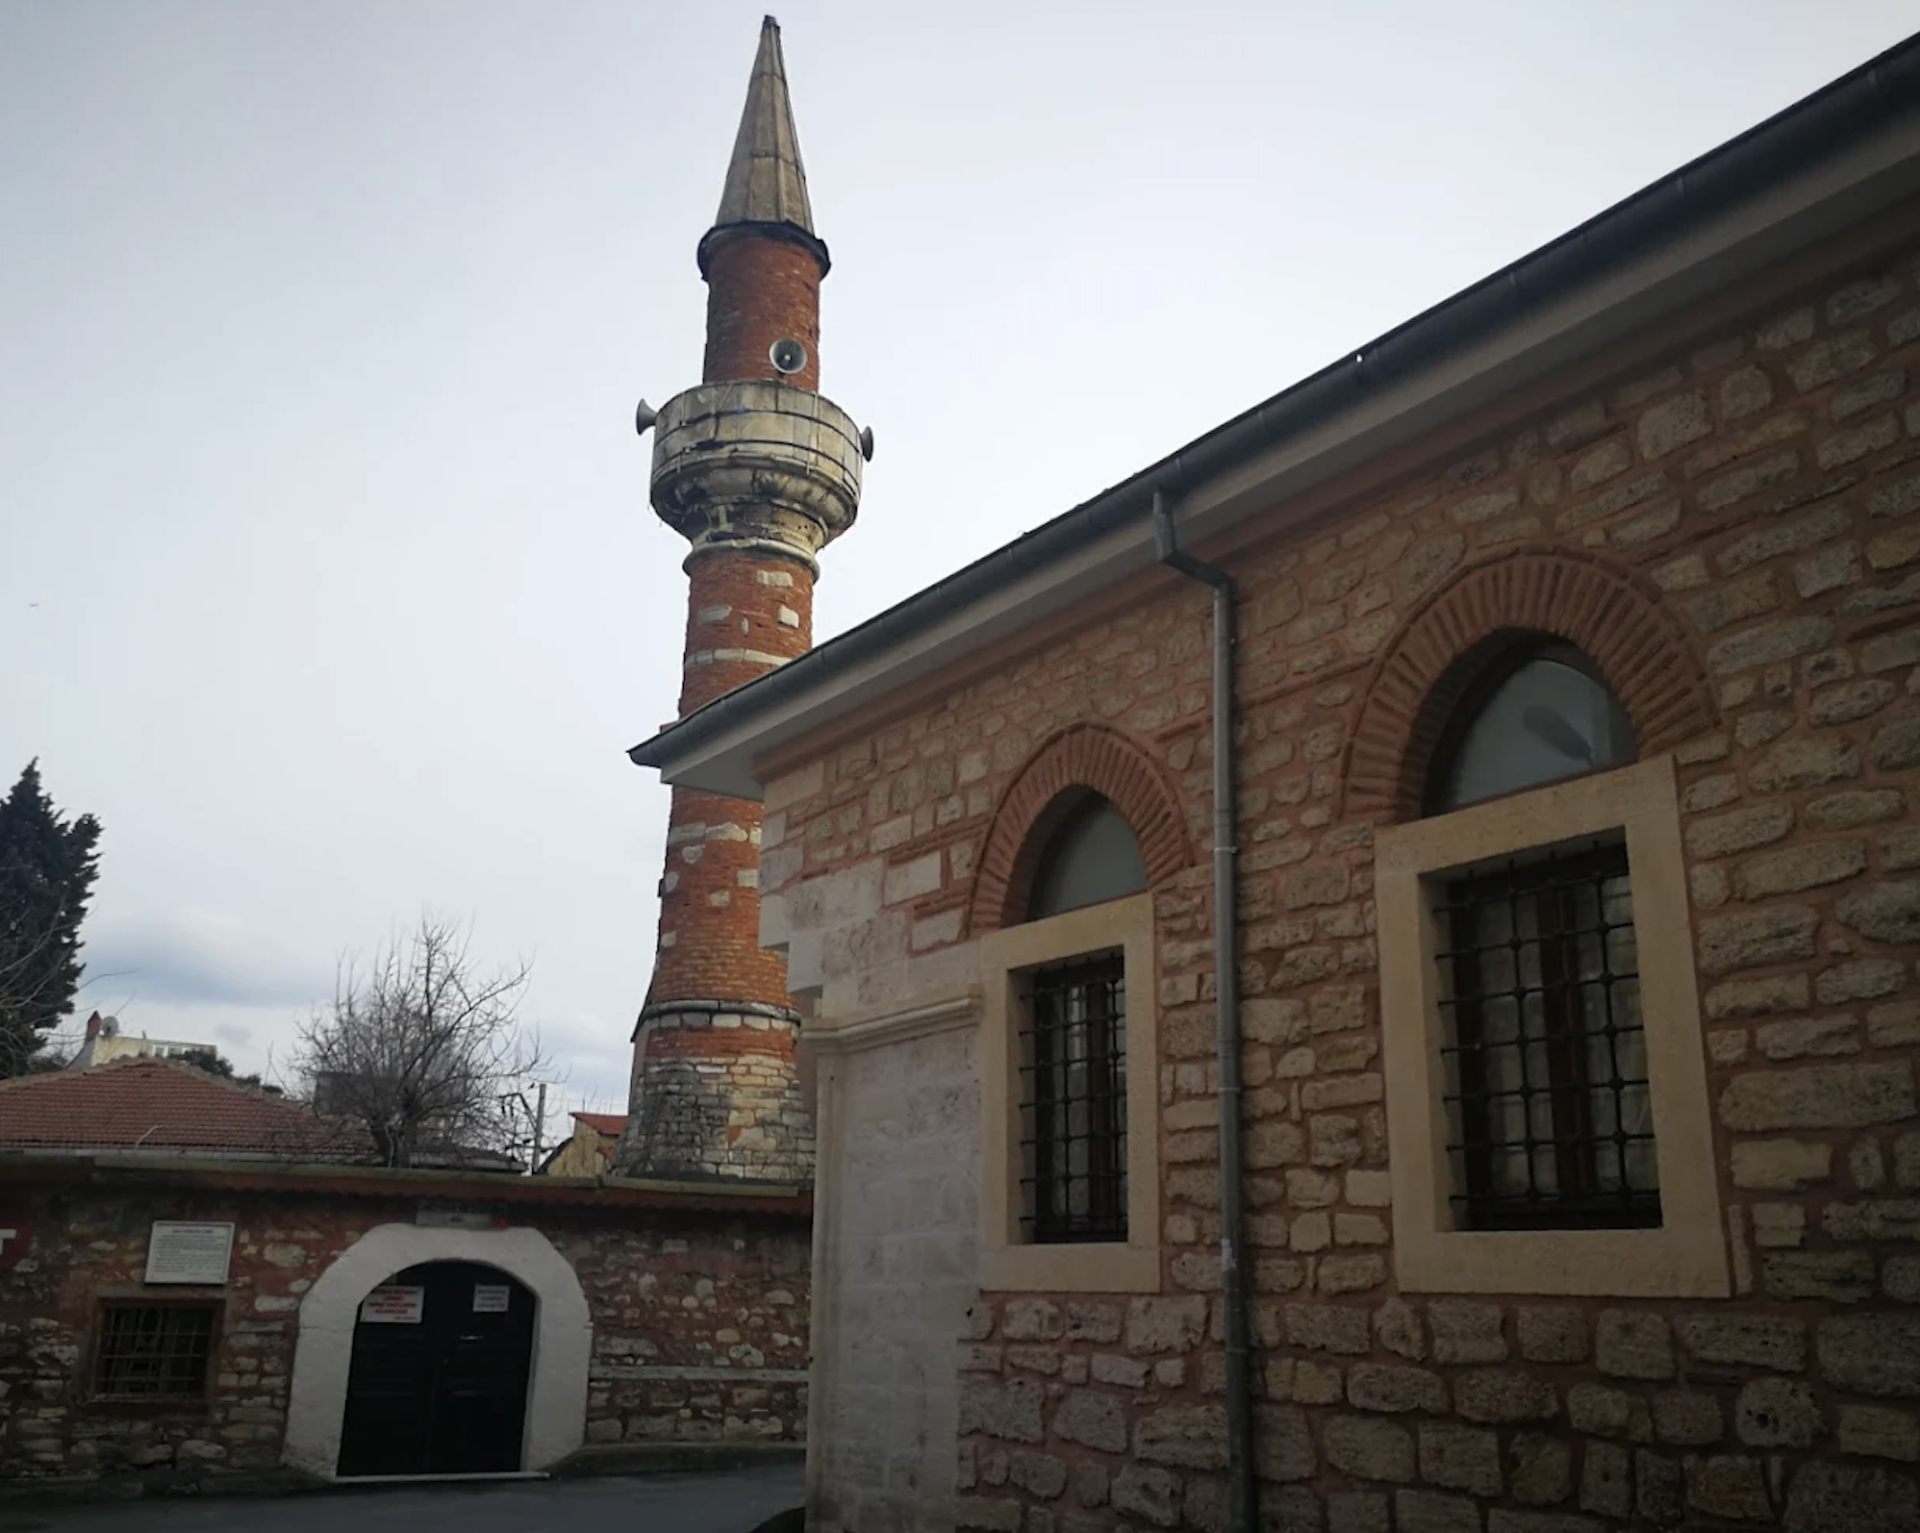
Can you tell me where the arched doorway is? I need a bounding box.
[336,1261,535,1477]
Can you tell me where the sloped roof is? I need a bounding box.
[0,1057,366,1160]
[573,1111,628,1137]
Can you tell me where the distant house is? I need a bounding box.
[537,1112,628,1177]
[0,1056,361,1161]
[68,1012,220,1071]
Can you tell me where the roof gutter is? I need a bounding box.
[634,36,1920,801]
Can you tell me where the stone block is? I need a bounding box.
[1685,802,1794,860]
[1578,1440,1631,1519]
[1567,1383,1648,1439]
[1418,1422,1503,1496]
[1764,1250,1876,1302]
[1697,906,1818,975]
[1508,1433,1572,1505]
[1454,1370,1557,1424]
[1718,1061,1916,1130]
[960,1378,1044,1443]
[1395,1490,1481,1533]
[1346,1363,1446,1414]
[1254,1401,1316,1482]
[1595,1311,1674,1380]
[1782,1462,1919,1533]
[1736,838,1866,898]
[1729,1139,1831,1191]
[1109,1464,1179,1526]
[1284,1304,1370,1355]
[1323,1414,1415,1483]
[1685,1454,1773,1522]
[1837,1404,1920,1462]
[1328,1491,1390,1533]
[1674,1313,1806,1372]
[1126,1296,1207,1353]
[1836,879,1920,945]
[1651,1392,1723,1446]
[1134,1403,1229,1470]
[1747,735,1859,791]
[1514,1307,1588,1364]
[1430,1299,1508,1364]
[1818,1315,1920,1397]
[1001,1299,1062,1340]
[1374,1299,1425,1361]
[1486,1512,1606,1533]
[1735,1376,1823,1447]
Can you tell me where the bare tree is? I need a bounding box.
[292,915,551,1169]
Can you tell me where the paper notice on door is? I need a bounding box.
[360,1285,426,1323]
[472,1283,511,1313]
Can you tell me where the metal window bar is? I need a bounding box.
[1434,837,1660,1231]
[1017,953,1127,1243]
[94,1305,216,1398]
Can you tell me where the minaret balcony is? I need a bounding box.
[650,379,864,567]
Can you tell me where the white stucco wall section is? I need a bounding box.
[283,1223,593,1478]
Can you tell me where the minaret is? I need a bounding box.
[618,17,865,1182]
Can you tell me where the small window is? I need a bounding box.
[93,1303,217,1400]
[1431,642,1635,812]
[1020,952,1128,1243]
[1028,796,1147,920]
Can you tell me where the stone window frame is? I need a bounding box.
[979,890,1162,1293]
[1376,755,1731,1297]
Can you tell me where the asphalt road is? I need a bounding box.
[0,1467,804,1533]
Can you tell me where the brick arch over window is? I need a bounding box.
[969,725,1195,935]
[1343,547,1718,823]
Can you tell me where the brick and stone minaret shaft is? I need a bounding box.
[617,17,864,1182]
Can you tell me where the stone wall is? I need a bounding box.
[0,1176,808,1483]
[807,1021,982,1533]
[768,230,1920,1530]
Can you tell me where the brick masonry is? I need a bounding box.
[777,232,1920,1530]
[622,207,841,1181]
[0,1177,809,1484]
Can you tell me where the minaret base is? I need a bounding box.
[615,1000,813,1184]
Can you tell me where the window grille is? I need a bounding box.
[1018,953,1127,1243]
[1435,836,1659,1230]
[93,1304,217,1399]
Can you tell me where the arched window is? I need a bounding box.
[1027,795,1148,920]
[1428,641,1636,813]
[1422,640,1656,1232]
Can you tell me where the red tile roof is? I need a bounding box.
[573,1112,628,1137]
[0,1057,367,1160]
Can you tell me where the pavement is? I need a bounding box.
[0,1466,805,1533]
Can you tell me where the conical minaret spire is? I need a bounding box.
[713,20,815,235]
[617,19,868,1184]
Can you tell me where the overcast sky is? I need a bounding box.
[3,1,1914,1123]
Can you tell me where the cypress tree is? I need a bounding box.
[0,761,103,1074]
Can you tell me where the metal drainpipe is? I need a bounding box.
[1153,488,1256,1533]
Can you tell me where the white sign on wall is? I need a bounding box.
[472,1284,511,1314]
[360,1285,426,1324]
[144,1221,235,1285]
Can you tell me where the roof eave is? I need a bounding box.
[634,35,1920,802]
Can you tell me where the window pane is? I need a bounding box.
[1437,655,1635,811]
[95,1305,215,1398]
[1019,953,1127,1243]
[1436,837,1660,1231]
[1029,798,1148,919]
